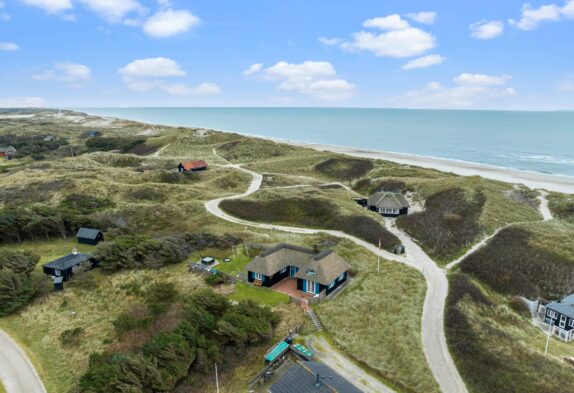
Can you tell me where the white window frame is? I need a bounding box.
[560,315,567,328]
[328,280,335,289]
[253,272,263,280]
[280,267,287,274]
[305,280,316,294]
[337,272,345,282]
[570,318,574,328]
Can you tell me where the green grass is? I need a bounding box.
[229,281,290,307]
[0,238,94,264]
[0,380,5,393]
[214,254,252,276]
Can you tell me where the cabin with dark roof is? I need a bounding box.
[43,252,92,285]
[86,130,100,137]
[364,190,410,217]
[0,145,17,159]
[244,244,351,300]
[76,227,104,245]
[538,294,574,342]
[178,160,208,172]
[268,360,361,393]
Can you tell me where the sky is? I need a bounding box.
[0,0,573,109]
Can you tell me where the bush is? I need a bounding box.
[0,251,45,316]
[508,296,531,318]
[60,194,114,214]
[145,281,178,315]
[128,187,167,202]
[204,272,226,286]
[315,158,374,180]
[85,137,146,153]
[59,327,85,347]
[397,188,485,261]
[113,304,152,336]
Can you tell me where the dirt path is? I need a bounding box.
[306,335,396,393]
[0,329,46,393]
[151,143,171,158]
[204,148,468,393]
[537,191,553,221]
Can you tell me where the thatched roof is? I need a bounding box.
[367,190,410,210]
[245,244,351,285]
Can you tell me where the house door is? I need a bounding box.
[560,315,567,328]
[305,281,316,294]
[290,266,299,278]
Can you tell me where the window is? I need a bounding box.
[328,280,335,289]
[280,267,287,274]
[570,319,574,328]
[337,272,345,282]
[306,268,317,276]
[560,315,567,328]
[253,272,263,280]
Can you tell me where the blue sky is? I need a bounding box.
[1,0,573,109]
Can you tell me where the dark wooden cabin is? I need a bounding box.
[43,252,92,285]
[76,227,104,245]
[542,294,574,342]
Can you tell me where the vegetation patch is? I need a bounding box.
[93,233,239,272]
[315,157,374,181]
[85,136,147,154]
[459,223,574,300]
[0,134,69,158]
[220,197,400,250]
[398,188,485,262]
[353,178,410,194]
[230,281,290,307]
[0,250,48,316]
[218,139,297,162]
[79,289,278,393]
[317,261,438,393]
[446,273,574,393]
[548,192,574,222]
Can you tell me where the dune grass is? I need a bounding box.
[0,381,5,393]
[0,238,94,265]
[316,243,438,393]
[446,273,574,393]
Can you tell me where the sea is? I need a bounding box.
[78,108,574,178]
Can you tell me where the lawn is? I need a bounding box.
[0,238,94,265]
[229,281,290,307]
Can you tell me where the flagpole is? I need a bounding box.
[215,362,220,393]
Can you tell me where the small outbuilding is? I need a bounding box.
[76,227,104,245]
[43,252,92,283]
[86,130,100,137]
[0,145,17,159]
[366,190,410,217]
[178,160,208,172]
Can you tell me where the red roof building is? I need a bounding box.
[178,160,208,172]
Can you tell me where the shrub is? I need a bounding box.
[508,296,532,318]
[315,157,374,180]
[204,272,226,286]
[60,194,114,214]
[397,188,485,261]
[85,137,146,153]
[59,327,85,347]
[113,304,152,336]
[128,187,167,202]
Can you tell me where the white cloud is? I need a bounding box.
[509,1,574,30]
[406,11,437,25]
[79,0,143,23]
[119,57,186,78]
[0,96,46,107]
[559,80,574,91]
[22,0,72,13]
[118,57,218,96]
[0,0,8,19]
[249,60,355,100]
[0,42,19,51]
[363,14,410,30]
[318,37,343,46]
[163,82,220,95]
[33,62,92,86]
[327,14,437,58]
[454,73,511,86]
[243,63,263,76]
[341,28,436,58]
[393,73,516,108]
[470,20,504,39]
[143,9,200,38]
[402,54,445,70]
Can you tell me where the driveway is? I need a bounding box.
[0,329,46,393]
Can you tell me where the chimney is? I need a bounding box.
[72,247,78,255]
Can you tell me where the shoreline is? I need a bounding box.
[81,111,574,194]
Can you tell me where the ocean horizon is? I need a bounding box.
[77,107,574,178]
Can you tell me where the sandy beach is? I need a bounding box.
[278,139,574,194]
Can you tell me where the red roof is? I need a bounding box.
[180,160,208,170]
